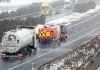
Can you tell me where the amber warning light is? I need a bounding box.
[39,31,51,38]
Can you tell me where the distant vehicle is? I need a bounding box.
[54,10,61,15]
[0,24,68,60]
[64,0,73,9]
[1,26,37,60]
[37,24,67,45]
[41,2,52,15]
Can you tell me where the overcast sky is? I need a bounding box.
[0,0,58,6]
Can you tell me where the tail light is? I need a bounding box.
[17,53,23,58]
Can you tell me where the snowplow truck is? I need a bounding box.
[37,24,67,45]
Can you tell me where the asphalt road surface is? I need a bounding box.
[1,11,100,70]
[88,56,100,70]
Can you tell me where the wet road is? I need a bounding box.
[88,57,100,70]
[1,11,100,70]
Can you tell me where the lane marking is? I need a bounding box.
[68,10,100,29]
[97,67,100,70]
[8,11,100,70]
[8,8,100,70]
[70,21,100,38]
[32,25,100,69]
[8,24,100,70]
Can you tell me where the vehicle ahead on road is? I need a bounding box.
[41,2,52,15]
[1,26,37,60]
[0,24,67,60]
[37,24,67,46]
[0,5,99,60]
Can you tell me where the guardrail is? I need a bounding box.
[0,6,65,21]
[35,35,100,70]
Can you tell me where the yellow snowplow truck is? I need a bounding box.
[41,2,52,15]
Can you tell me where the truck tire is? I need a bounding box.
[2,57,9,61]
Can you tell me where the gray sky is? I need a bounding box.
[0,0,58,6]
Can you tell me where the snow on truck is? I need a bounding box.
[41,2,52,15]
[37,24,67,45]
[1,26,37,60]
[0,24,67,60]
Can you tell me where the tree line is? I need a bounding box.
[0,0,65,19]
[0,3,41,19]
[0,15,45,42]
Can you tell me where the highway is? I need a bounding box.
[16,14,100,70]
[0,11,100,70]
[6,12,100,70]
[0,6,66,21]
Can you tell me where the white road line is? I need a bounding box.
[97,66,100,70]
[31,26,100,69]
[8,23,100,70]
[68,11,100,28]
[8,8,100,70]
[8,49,55,70]
[8,11,100,69]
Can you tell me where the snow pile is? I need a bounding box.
[37,35,100,70]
